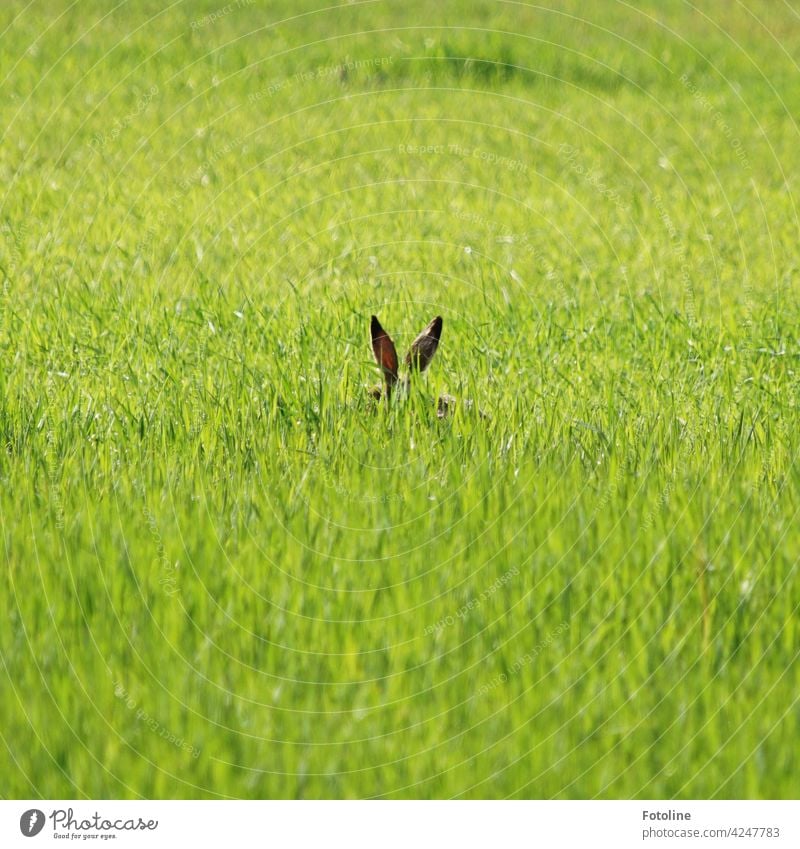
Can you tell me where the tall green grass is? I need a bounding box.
[0,0,798,798]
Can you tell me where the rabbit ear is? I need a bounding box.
[405,315,442,372]
[371,315,399,393]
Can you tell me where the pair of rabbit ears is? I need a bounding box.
[371,314,443,391]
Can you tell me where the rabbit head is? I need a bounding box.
[369,314,443,402]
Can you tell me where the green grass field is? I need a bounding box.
[1,0,799,799]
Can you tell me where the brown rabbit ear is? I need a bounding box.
[405,315,442,372]
[371,315,399,393]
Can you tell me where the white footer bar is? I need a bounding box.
[2,800,797,848]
